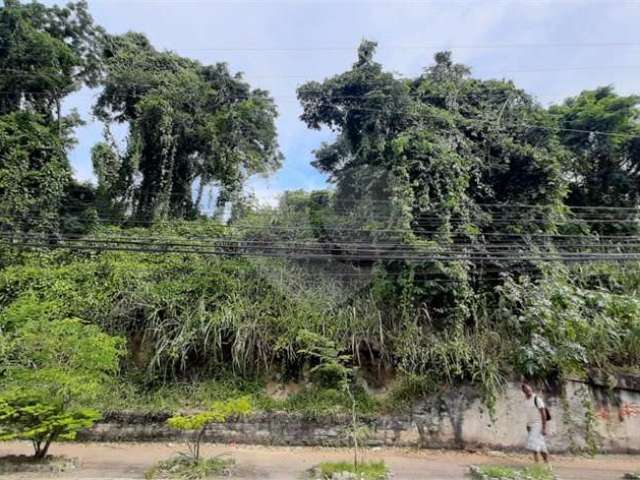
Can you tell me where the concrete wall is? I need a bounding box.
[83,378,640,453]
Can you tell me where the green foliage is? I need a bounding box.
[315,460,389,480]
[0,0,103,117]
[0,0,103,234]
[497,265,640,379]
[145,456,233,480]
[0,316,124,458]
[0,112,71,233]
[552,87,640,225]
[94,32,282,222]
[167,396,252,432]
[469,465,554,480]
[0,399,99,458]
[167,396,252,460]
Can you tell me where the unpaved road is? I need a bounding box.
[1,442,639,479]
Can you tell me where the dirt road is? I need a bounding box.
[1,442,638,479]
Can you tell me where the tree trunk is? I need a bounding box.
[350,387,359,468]
[194,426,206,461]
[194,177,205,212]
[33,435,53,460]
[39,433,55,459]
[55,93,62,138]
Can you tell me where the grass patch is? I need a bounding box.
[0,455,78,474]
[313,460,389,480]
[98,379,381,418]
[144,456,233,479]
[98,377,265,413]
[469,465,555,480]
[623,474,640,480]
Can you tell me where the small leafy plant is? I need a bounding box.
[144,456,233,480]
[469,465,555,480]
[297,330,365,467]
[166,396,252,461]
[0,318,124,458]
[313,460,388,480]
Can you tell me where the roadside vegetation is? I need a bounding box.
[469,465,555,480]
[312,460,389,480]
[1,0,640,463]
[144,456,233,480]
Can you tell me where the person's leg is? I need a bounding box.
[533,452,539,463]
[541,452,549,463]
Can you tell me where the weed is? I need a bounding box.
[313,460,389,479]
[144,456,233,479]
[469,465,554,480]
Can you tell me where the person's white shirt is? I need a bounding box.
[526,395,544,427]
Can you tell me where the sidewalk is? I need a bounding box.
[1,442,638,479]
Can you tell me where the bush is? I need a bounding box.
[167,396,252,460]
[469,465,555,480]
[313,460,389,480]
[0,317,124,458]
[0,455,78,475]
[144,456,233,480]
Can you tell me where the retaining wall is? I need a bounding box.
[83,377,640,453]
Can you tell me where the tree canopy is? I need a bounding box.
[93,32,282,223]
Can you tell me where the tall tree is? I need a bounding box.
[94,33,282,223]
[298,42,566,237]
[0,0,103,124]
[551,87,640,234]
[297,42,568,329]
[0,0,103,233]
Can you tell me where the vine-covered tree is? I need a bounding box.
[298,42,566,237]
[0,0,103,233]
[552,87,640,234]
[297,41,570,331]
[94,33,282,223]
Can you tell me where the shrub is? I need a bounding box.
[469,464,554,480]
[167,396,252,461]
[314,460,389,480]
[0,317,124,458]
[144,456,233,480]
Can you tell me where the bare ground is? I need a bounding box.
[1,442,638,480]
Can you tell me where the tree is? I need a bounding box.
[0,0,103,123]
[94,33,282,223]
[298,43,566,237]
[297,42,568,329]
[167,396,252,461]
[551,87,640,233]
[297,330,364,468]
[0,112,71,233]
[0,317,124,458]
[0,0,104,233]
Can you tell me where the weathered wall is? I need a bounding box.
[84,378,640,453]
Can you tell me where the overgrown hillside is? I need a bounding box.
[1,0,639,422]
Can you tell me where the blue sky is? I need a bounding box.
[51,0,640,206]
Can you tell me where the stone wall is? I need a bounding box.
[82,378,640,453]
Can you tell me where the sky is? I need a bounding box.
[49,0,640,207]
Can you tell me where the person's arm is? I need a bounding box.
[537,398,547,435]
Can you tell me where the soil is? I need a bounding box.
[0,442,638,479]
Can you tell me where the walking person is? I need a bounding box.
[521,383,550,464]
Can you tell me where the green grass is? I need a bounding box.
[469,465,554,480]
[0,455,78,474]
[144,456,233,479]
[97,379,381,418]
[623,473,640,480]
[315,460,389,479]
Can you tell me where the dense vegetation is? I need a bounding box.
[1,0,640,444]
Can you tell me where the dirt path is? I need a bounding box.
[1,442,638,480]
